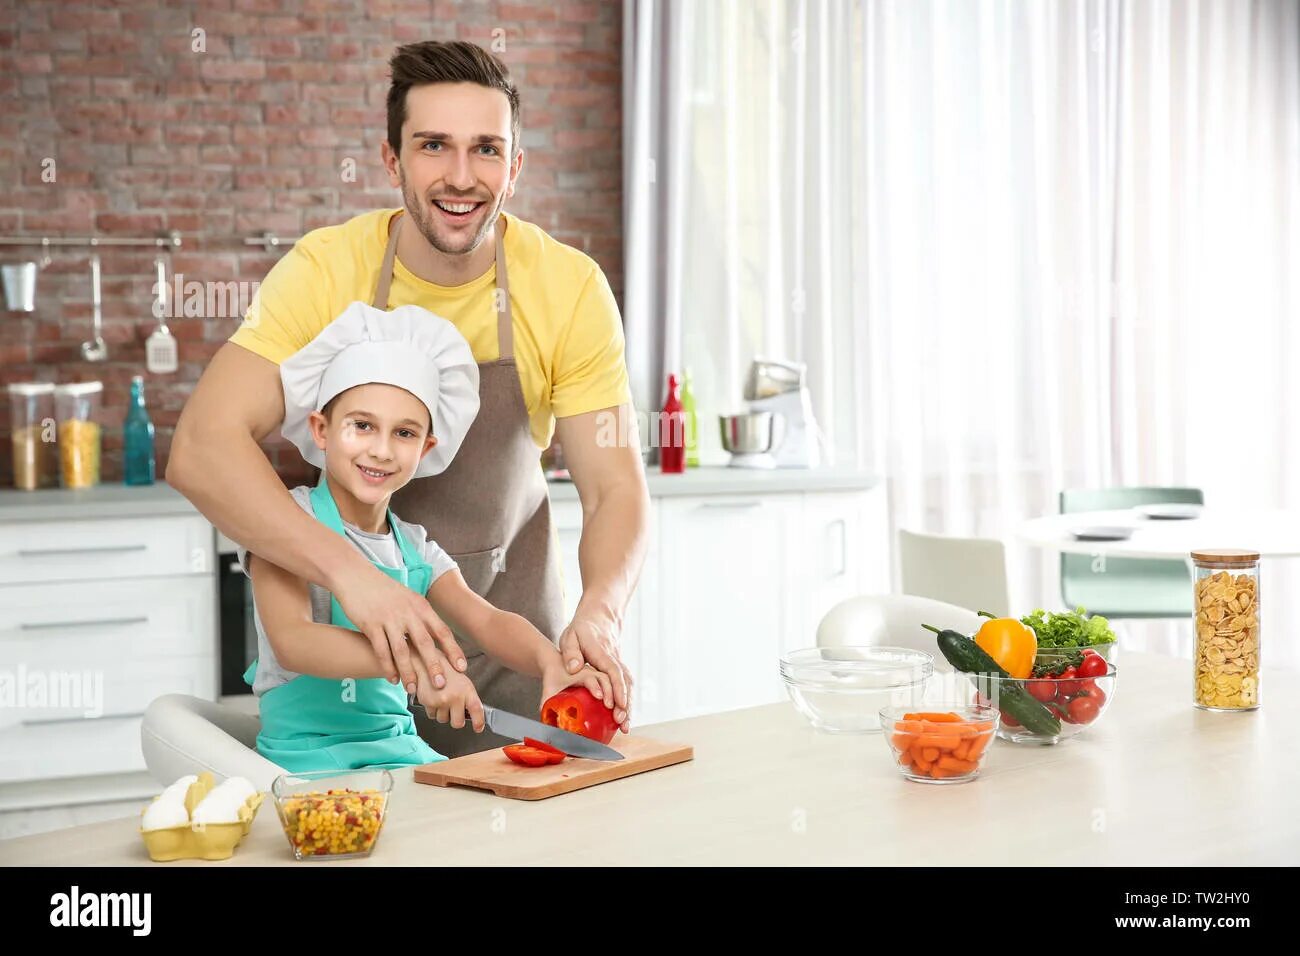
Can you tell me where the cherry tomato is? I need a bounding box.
[1068,693,1102,724]
[1055,666,1081,698]
[1000,709,1021,727]
[1077,654,1109,679]
[1026,679,1057,703]
[1076,682,1108,709]
[1047,699,1075,724]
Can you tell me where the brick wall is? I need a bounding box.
[0,0,623,488]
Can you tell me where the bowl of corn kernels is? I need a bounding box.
[271,769,392,861]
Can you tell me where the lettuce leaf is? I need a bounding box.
[1020,606,1117,648]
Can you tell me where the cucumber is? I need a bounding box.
[928,627,1062,737]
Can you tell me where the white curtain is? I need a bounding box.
[624,0,1300,663]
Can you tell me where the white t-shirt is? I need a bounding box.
[236,484,459,696]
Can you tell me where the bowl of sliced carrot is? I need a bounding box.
[878,706,999,784]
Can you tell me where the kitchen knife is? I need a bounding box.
[409,697,624,761]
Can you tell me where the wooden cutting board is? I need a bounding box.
[412,735,693,800]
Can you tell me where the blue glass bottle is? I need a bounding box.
[124,375,155,486]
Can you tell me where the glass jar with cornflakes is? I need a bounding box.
[8,382,58,490]
[53,381,103,489]
[1192,549,1260,712]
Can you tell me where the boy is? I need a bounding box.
[240,301,613,771]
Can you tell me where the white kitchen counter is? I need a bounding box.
[0,482,200,523]
[0,468,879,524]
[546,466,879,501]
[2,652,1294,866]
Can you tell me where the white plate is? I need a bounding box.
[1070,526,1133,541]
[1134,503,1202,520]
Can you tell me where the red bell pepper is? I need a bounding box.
[541,685,618,745]
[503,743,564,767]
[523,737,566,762]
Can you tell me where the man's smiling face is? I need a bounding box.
[385,82,523,258]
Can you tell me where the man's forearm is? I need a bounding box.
[168,423,362,592]
[575,483,650,626]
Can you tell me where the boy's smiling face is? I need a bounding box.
[309,382,437,506]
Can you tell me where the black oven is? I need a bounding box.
[218,549,257,696]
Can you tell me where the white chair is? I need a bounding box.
[897,528,1012,617]
[140,695,284,791]
[816,593,983,672]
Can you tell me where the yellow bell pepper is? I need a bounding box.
[974,614,1037,679]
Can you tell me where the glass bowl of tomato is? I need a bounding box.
[974,650,1116,745]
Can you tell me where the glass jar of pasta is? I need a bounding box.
[53,381,103,489]
[7,382,58,490]
[1192,550,1260,711]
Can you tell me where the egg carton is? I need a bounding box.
[139,772,266,862]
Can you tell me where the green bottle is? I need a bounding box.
[123,375,156,486]
[681,368,699,467]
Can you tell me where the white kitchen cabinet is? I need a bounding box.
[655,495,803,719]
[550,474,885,727]
[0,504,216,794]
[796,489,891,646]
[0,514,213,584]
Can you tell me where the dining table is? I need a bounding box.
[2,651,1296,866]
[1017,507,1300,560]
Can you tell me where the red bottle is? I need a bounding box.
[659,373,686,474]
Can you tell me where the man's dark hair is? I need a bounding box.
[386,41,521,158]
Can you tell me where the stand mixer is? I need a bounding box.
[719,359,822,469]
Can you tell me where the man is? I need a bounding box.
[168,40,648,757]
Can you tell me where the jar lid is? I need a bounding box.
[6,382,55,395]
[53,381,104,395]
[1191,548,1260,567]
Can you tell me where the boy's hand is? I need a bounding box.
[413,652,486,733]
[539,653,622,729]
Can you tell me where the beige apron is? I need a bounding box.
[376,211,568,758]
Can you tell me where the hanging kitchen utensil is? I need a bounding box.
[146,256,178,374]
[1,261,37,312]
[81,253,108,362]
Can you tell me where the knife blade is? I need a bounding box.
[409,697,623,761]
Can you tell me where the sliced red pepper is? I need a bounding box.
[540,685,618,745]
[502,744,553,768]
[523,737,567,763]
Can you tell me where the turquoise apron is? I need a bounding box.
[243,476,446,772]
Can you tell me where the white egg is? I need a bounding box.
[212,777,256,806]
[142,797,189,831]
[191,792,243,825]
[161,774,199,801]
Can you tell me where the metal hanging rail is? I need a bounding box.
[244,232,303,253]
[0,232,183,250]
[0,232,307,256]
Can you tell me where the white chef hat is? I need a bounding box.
[280,301,480,478]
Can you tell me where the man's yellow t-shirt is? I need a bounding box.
[229,208,631,449]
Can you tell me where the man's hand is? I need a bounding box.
[539,654,613,714]
[552,406,648,737]
[412,652,485,732]
[557,606,633,733]
[332,563,468,695]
